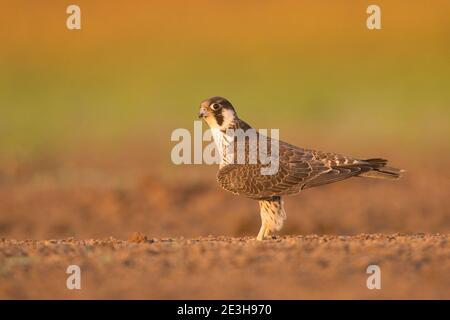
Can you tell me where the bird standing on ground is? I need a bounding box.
[199,96,403,240]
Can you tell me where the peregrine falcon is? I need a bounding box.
[199,96,403,240]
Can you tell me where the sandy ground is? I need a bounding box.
[0,149,449,299]
[1,234,449,299]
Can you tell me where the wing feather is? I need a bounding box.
[217,140,378,199]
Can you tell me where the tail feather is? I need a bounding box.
[359,158,404,180]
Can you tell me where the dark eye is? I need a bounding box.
[210,103,221,111]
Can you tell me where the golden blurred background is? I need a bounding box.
[1,0,449,156]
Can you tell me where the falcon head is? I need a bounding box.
[199,96,237,130]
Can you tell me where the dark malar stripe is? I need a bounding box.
[214,110,224,126]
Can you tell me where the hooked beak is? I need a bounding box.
[198,107,208,118]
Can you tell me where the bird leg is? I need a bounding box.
[256,223,267,241]
[264,227,272,239]
[256,221,273,241]
[257,197,286,241]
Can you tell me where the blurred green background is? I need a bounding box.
[1,0,449,159]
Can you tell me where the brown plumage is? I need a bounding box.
[199,96,403,240]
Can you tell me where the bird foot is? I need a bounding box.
[256,225,267,241]
[256,225,275,241]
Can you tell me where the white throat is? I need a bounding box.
[210,128,234,168]
[205,108,238,167]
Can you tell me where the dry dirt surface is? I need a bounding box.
[1,234,449,299]
[0,150,449,299]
